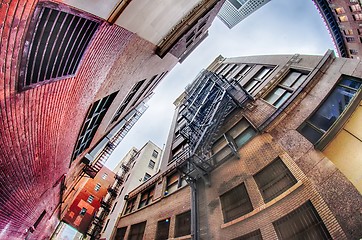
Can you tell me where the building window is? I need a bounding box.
[101,173,108,180]
[155,218,170,240]
[148,160,155,169]
[72,91,118,161]
[79,207,87,216]
[264,70,308,108]
[335,7,345,14]
[344,29,354,35]
[128,221,146,240]
[103,219,110,233]
[124,198,136,214]
[94,183,101,192]
[165,171,185,195]
[273,201,331,239]
[338,15,349,22]
[350,4,362,12]
[143,173,151,182]
[111,202,118,213]
[234,65,253,81]
[221,64,237,77]
[139,186,155,208]
[216,63,228,74]
[346,36,355,42]
[254,158,297,203]
[212,119,256,163]
[230,0,242,9]
[299,77,361,145]
[232,229,262,240]
[243,66,274,93]
[115,227,127,240]
[353,13,362,20]
[220,183,253,223]
[87,195,94,203]
[152,150,159,158]
[350,49,359,55]
[175,211,191,238]
[19,2,100,90]
[111,79,146,124]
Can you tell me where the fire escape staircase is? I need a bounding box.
[83,109,143,178]
[176,70,251,186]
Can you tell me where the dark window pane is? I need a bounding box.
[299,124,324,144]
[230,0,242,9]
[175,211,191,237]
[115,227,127,240]
[128,222,146,240]
[234,127,256,148]
[309,86,356,131]
[232,229,263,240]
[340,78,362,90]
[155,219,170,240]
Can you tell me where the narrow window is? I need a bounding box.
[232,229,263,240]
[230,0,242,9]
[72,91,118,161]
[299,77,361,145]
[273,201,331,239]
[175,211,191,238]
[19,2,100,90]
[350,4,362,12]
[143,173,151,182]
[165,172,180,195]
[138,186,155,208]
[124,198,136,214]
[79,207,87,216]
[87,195,94,203]
[101,173,108,180]
[234,65,253,81]
[94,183,101,192]
[353,13,362,20]
[128,222,146,240]
[220,183,253,223]
[152,150,159,158]
[244,67,274,93]
[338,15,348,22]
[334,7,345,14]
[344,29,354,35]
[254,158,297,202]
[103,219,110,232]
[264,70,308,108]
[148,160,155,169]
[111,79,146,124]
[115,227,127,240]
[155,218,170,240]
[346,36,355,42]
[34,210,46,229]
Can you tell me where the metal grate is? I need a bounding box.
[273,201,332,240]
[72,91,118,161]
[19,2,100,90]
[254,157,297,203]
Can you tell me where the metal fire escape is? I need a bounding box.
[175,70,251,185]
[83,106,145,178]
[86,152,138,239]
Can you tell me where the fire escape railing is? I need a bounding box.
[175,70,251,185]
[83,106,145,178]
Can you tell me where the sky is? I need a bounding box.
[105,0,336,170]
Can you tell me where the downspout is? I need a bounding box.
[190,180,199,240]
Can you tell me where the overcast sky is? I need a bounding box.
[105,0,335,170]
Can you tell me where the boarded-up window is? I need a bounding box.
[220,183,253,223]
[175,211,191,238]
[273,201,331,239]
[254,158,297,203]
[19,2,100,90]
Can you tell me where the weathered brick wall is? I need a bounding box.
[0,0,177,239]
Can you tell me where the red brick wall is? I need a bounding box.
[0,1,177,239]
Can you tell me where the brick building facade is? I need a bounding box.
[0,0,224,239]
[113,51,362,239]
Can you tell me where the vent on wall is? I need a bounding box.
[19,2,100,91]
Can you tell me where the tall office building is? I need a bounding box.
[217,0,271,28]
[113,51,361,239]
[0,0,225,239]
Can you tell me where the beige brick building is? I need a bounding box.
[112,50,362,240]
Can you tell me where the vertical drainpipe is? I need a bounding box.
[190,180,199,240]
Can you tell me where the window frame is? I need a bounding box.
[87,195,94,203]
[298,75,362,149]
[94,183,101,192]
[174,211,191,238]
[148,160,156,169]
[124,197,136,215]
[243,66,275,94]
[263,69,309,108]
[138,186,155,208]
